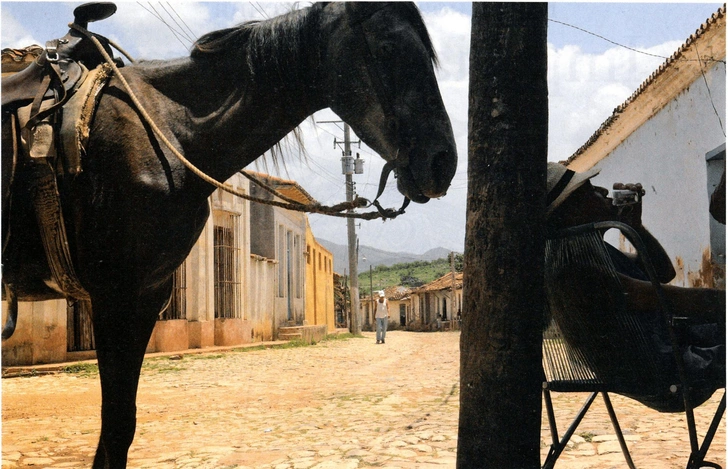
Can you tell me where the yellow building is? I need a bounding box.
[305,221,336,332]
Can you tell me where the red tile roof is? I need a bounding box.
[413,272,463,293]
[566,5,726,165]
[245,171,317,205]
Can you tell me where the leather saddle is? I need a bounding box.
[1,2,119,340]
[2,2,118,110]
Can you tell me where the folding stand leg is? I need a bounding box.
[685,392,726,469]
[601,392,637,469]
[542,390,599,469]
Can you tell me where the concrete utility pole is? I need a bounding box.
[369,264,374,326]
[343,123,361,335]
[450,252,456,321]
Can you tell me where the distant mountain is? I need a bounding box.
[318,239,454,274]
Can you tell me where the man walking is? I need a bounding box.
[375,291,389,344]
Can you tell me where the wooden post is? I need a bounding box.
[457,3,548,468]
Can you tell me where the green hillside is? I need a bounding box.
[357,254,463,297]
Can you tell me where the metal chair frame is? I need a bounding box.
[541,221,725,469]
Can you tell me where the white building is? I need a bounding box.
[565,6,726,289]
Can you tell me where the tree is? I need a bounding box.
[457,3,548,468]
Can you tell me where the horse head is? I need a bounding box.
[324,2,457,204]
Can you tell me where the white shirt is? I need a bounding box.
[375,298,389,319]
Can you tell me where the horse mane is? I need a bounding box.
[391,3,439,68]
[188,3,437,170]
[190,3,438,75]
[190,4,325,83]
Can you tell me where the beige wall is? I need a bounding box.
[248,255,277,341]
[1,172,332,365]
[305,223,335,332]
[2,299,67,366]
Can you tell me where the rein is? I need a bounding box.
[69,23,408,221]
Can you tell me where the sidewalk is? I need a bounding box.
[1,340,289,378]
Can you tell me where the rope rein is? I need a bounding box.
[69,23,405,220]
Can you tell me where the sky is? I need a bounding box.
[2,1,724,256]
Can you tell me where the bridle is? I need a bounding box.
[346,4,414,217]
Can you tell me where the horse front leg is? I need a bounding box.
[91,291,163,469]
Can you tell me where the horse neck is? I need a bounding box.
[140,8,327,187]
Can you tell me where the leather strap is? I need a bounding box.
[369,161,410,218]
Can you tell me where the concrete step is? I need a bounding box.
[277,324,326,343]
[278,333,303,341]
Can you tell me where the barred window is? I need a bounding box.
[161,261,187,320]
[214,211,241,318]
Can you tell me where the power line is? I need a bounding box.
[137,2,191,50]
[250,2,269,20]
[159,2,196,44]
[549,18,726,64]
[166,2,197,41]
[694,45,726,137]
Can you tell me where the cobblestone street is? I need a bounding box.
[2,331,725,468]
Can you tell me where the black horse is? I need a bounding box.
[2,3,457,467]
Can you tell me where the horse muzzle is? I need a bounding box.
[396,145,457,203]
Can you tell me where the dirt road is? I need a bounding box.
[2,331,724,468]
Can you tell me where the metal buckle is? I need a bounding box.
[45,39,67,62]
[46,46,59,62]
[45,39,59,62]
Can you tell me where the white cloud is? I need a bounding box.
[1,9,38,48]
[106,3,213,59]
[547,40,684,161]
[0,3,698,256]
[290,9,691,254]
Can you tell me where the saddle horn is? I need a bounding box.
[73,2,117,29]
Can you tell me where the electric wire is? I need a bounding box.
[166,2,197,41]
[145,2,190,45]
[694,45,726,137]
[549,18,726,64]
[250,2,269,20]
[255,2,271,19]
[136,2,191,50]
[159,2,196,44]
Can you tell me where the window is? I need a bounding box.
[295,234,302,298]
[214,211,241,318]
[161,261,186,320]
[277,225,285,297]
